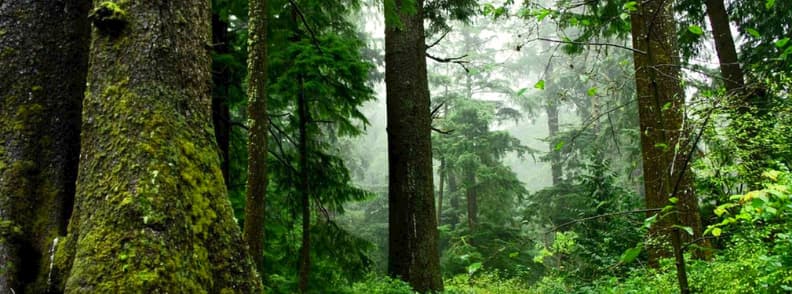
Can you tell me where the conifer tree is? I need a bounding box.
[0,1,89,292]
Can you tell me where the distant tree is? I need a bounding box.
[62,1,262,291]
[0,1,89,292]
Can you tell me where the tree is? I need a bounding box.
[384,0,443,291]
[629,0,703,290]
[0,1,89,292]
[60,1,262,291]
[244,0,270,274]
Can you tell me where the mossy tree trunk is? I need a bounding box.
[243,0,270,275]
[61,1,263,292]
[0,1,89,292]
[630,0,705,271]
[384,0,443,292]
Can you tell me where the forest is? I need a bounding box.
[0,0,790,293]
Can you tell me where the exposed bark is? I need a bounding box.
[384,0,443,291]
[0,1,89,292]
[705,0,744,95]
[629,0,706,267]
[437,159,445,225]
[63,1,263,291]
[211,13,232,187]
[243,0,270,275]
[297,75,311,293]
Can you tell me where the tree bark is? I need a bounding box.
[629,0,705,267]
[0,1,89,292]
[437,159,445,225]
[211,13,232,187]
[243,0,270,275]
[62,1,263,292]
[297,75,311,293]
[385,0,443,291]
[704,0,744,95]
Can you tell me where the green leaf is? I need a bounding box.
[509,252,519,258]
[654,143,668,150]
[669,197,678,204]
[662,102,672,111]
[467,262,482,275]
[775,38,790,48]
[620,245,642,264]
[766,0,776,10]
[587,87,598,96]
[643,214,658,229]
[516,88,528,97]
[554,141,565,151]
[746,28,761,39]
[534,79,545,90]
[688,25,704,36]
[712,227,722,237]
[623,1,638,12]
[674,225,694,236]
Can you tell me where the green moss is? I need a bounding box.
[89,2,127,36]
[1,47,15,59]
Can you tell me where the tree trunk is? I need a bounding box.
[447,170,459,229]
[384,0,443,291]
[630,0,705,267]
[62,1,263,292]
[705,0,744,95]
[546,102,562,186]
[243,0,269,275]
[465,169,477,231]
[297,75,311,293]
[211,13,232,187]
[437,159,445,225]
[0,1,89,292]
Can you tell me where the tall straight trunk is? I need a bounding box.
[243,0,269,274]
[464,169,477,231]
[705,0,744,94]
[63,1,263,291]
[546,102,562,185]
[384,0,443,291]
[211,13,232,186]
[447,170,459,229]
[704,0,767,188]
[0,1,89,292]
[297,75,311,293]
[630,0,705,271]
[437,159,445,225]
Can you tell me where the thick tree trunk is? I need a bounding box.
[384,0,443,291]
[630,0,705,267]
[62,1,263,292]
[211,13,232,187]
[0,1,89,292]
[243,0,269,275]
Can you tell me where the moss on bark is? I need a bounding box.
[0,0,89,292]
[62,1,262,292]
